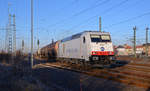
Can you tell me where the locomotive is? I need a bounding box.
[39,31,115,65]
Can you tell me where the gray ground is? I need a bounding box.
[32,64,149,91]
[0,59,149,91]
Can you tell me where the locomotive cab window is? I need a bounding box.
[91,35,111,42]
[91,35,101,42]
[101,35,111,42]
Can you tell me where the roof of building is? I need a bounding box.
[117,45,125,48]
[136,45,143,48]
[143,43,150,46]
[125,46,132,49]
[113,45,118,49]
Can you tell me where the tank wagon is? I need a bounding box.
[41,31,115,64]
[39,41,59,59]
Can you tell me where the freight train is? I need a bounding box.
[39,31,115,65]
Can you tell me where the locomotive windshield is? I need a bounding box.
[91,35,111,42]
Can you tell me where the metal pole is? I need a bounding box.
[22,40,24,54]
[99,17,101,32]
[0,27,6,52]
[5,3,10,52]
[37,39,39,51]
[37,39,40,56]
[146,27,149,56]
[13,14,16,56]
[31,0,34,68]
[133,26,136,58]
[5,24,9,52]
[8,14,12,54]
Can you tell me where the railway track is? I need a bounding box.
[34,61,150,89]
[129,63,150,68]
[111,62,150,74]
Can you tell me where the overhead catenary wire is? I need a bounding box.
[72,0,111,17]
[42,0,111,40]
[59,0,129,36]
[70,0,129,30]
[20,0,123,40]
[112,0,146,17]
[47,0,110,28]
[103,11,150,29]
[33,0,142,39]
[44,0,79,22]
[70,0,148,32]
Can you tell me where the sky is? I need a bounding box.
[0,0,150,52]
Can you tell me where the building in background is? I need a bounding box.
[136,45,144,55]
[116,45,128,56]
[124,44,133,55]
[143,43,150,56]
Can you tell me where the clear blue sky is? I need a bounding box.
[0,0,150,52]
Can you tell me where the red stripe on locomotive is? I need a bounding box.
[92,51,114,56]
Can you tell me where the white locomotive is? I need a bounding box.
[58,31,115,64]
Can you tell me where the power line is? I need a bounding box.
[37,0,110,40]
[71,0,146,32]
[104,11,150,29]
[47,0,110,28]
[60,0,129,34]
[73,0,110,17]
[45,0,78,19]
[112,0,145,17]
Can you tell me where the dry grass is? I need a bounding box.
[0,53,50,91]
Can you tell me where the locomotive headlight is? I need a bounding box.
[92,52,96,55]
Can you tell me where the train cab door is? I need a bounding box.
[81,36,88,61]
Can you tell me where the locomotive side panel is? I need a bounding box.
[58,38,82,59]
[80,33,91,61]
